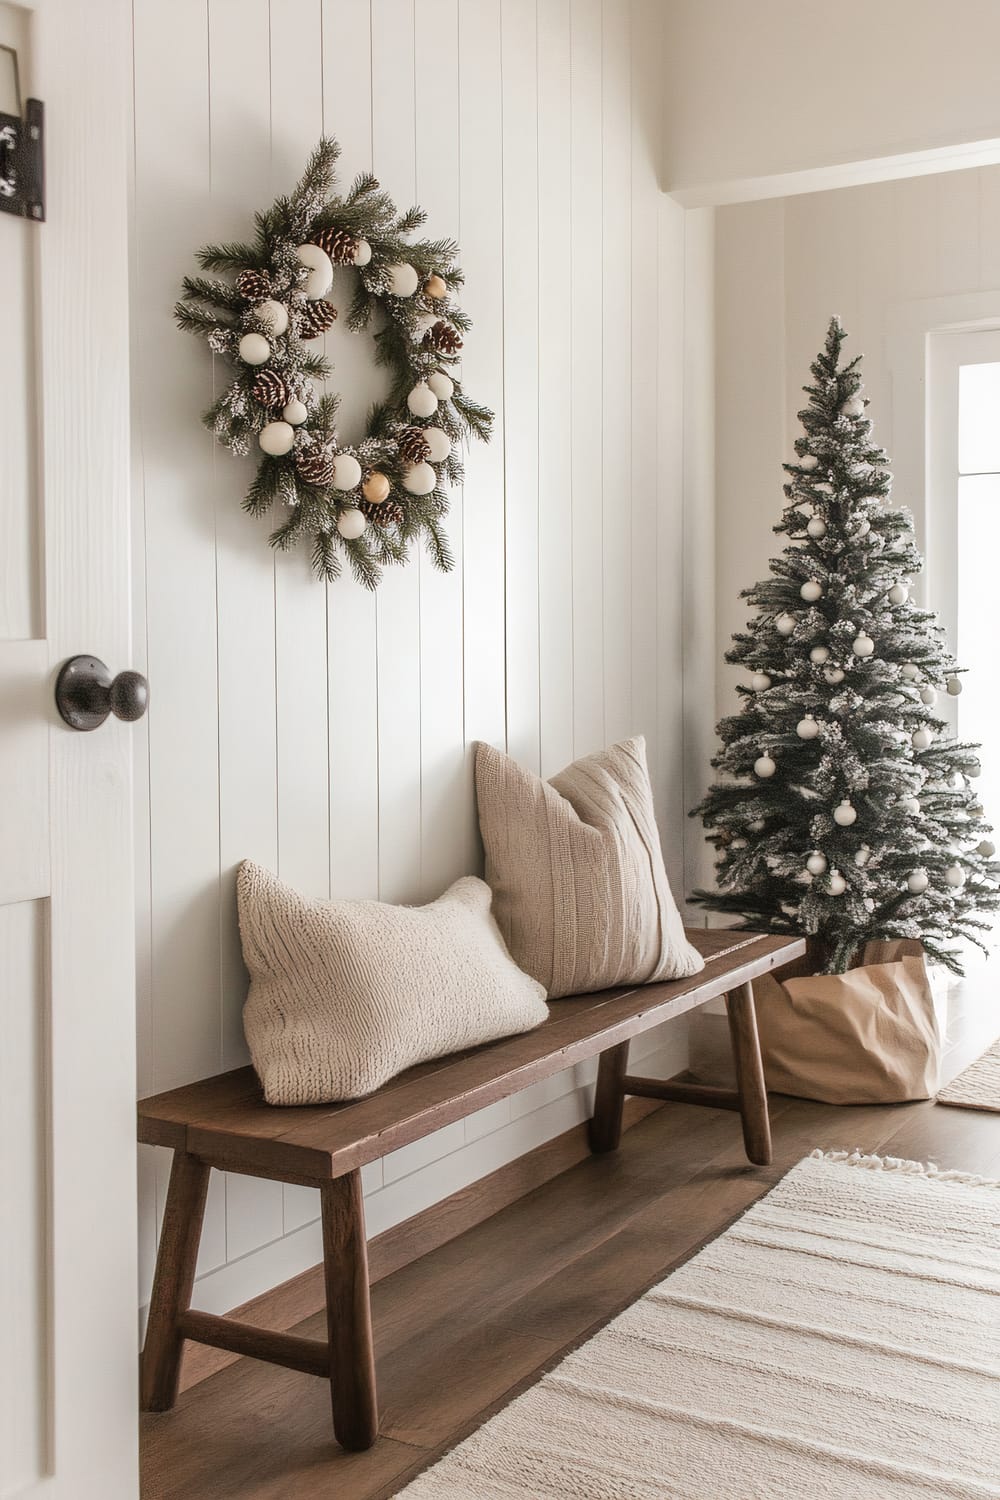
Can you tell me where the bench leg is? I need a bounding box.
[140,1150,211,1410]
[589,1040,630,1153]
[321,1171,378,1451]
[725,980,772,1166]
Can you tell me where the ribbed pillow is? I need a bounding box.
[475,736,703,998]
[238,864,549,1105]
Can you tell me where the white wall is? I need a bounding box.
[132,0,708,1321]
[713,166,1000,723]
[664,1,1000,205]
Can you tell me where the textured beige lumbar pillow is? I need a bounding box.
[238,863,549,1106]
[475,736,703,998]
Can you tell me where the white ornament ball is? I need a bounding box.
[945,864,966,888]
[754,755,777,779]
[852,633,875,658]
[258,420,295,456]
[336,508,367,540]
[978,839,996,858]
[796,715,820,740]
[238,332,270,366]
[427,370,454,401]
[919,685,937,705]
[969,802,985,818]
[968,758,983,778]
[295,243,334,299]
[775,613,796,637]
[814,481,834,494]
[855,518,871,536]
[947,676,963,696]
[841,396,865,418]
[900,796,920,816]
[282,398,308,426]
[833,799,857,827]
[807,517,827,539]
[352,238,372,267]
[407,382,438,418]
[421,426,452,463]
[255,299,289,336]
[911,727,933,751]
[799,454,819,471]
[403,461,437,496]
[907,868,929,894]
[750,818,766,833]
[900,662,919,681]
[800,578,823,602]
[806,850,828,876]
[888,581,908,606]
[331,453,363,491]
[828,869,847,896]
[411,311,438,342]
[388,262,420,297]
[810,645,830,664]
[751,672,772,692]
[854,844,872,867]
[824,666,845,685]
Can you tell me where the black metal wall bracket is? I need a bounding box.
[0,47,44,222]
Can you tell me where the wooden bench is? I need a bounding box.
[138,928,804,1451]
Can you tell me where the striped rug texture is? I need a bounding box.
[398,1151,1000,1499]
[938,1039,1000,1113]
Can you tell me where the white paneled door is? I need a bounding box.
[0,1,137,1497]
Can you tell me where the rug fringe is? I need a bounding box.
[811,1147,1000,1190]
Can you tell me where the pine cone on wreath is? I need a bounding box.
[235,268,273,302]
[397,426,431,464]
[251,369,289,411]
[364,500,405,530]
[423,319,463,356]
[298,299,339,340]
[312,226,359,266]
[295,445,337,487]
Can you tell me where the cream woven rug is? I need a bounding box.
[937,1039,1000,1113]
[398,1151,1000,1499]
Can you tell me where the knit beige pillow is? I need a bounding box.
[475,736,703,999]
[238,864,549,1106]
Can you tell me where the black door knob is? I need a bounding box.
[55,655,150,731]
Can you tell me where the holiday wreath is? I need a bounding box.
[175,137,492,587]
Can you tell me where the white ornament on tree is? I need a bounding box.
[411,311,438,342]
[807,517,827,539]
[900,796,920,815]
[852,633,875,657]
[421,427,452,463]
[888,581,908,606]
[751,672,772,692]
[969,801,985,818]
[238,332,270,366]
[854,844,872,867]
[336,508,367,540]
[255,299,289,336]
[799,454,819,471]
[840,396,865,418]
[754,754,776,778]
[258,420,295,456]
[810,645,830,664]
[919,685,937,705]
[427,370,454,401]
[331,453,363,491]
[947,676,963,696]
[824,665,846,684]
[403,461,437,496]
[407,382,438,418]
[806,850,827,875]
[979,839,996,857]
[900,662,919,680]
[833,799,857,826]
[775,613,796,636]
[295,243,334,299]
[800,579,823,602]
[968,759,982,778]
[388,263,420,297]
[828,870,847,896]
[911,727,933,750]
[352,238,372,267]
[906,868,929,894]
[945,864,965,888]
[282,398,308,426]
[796,714,820,740]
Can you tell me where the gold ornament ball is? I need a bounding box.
[362,471,391,505]
[424,273,447,299]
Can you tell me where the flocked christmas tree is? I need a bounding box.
[693,317,1000,973]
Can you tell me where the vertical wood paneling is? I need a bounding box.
[536,0,574,778]
[570,0,605,756]
[372,0,423,904]
[501,0,541,771]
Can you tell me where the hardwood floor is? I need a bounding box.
[141,969,1000,1500]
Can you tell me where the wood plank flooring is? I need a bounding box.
[141,971,1000,1500]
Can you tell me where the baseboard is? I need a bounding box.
[176,1094,662,1394]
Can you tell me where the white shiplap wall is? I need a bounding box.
[132,0,695,1318]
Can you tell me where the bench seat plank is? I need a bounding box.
[138,929,804,1184]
